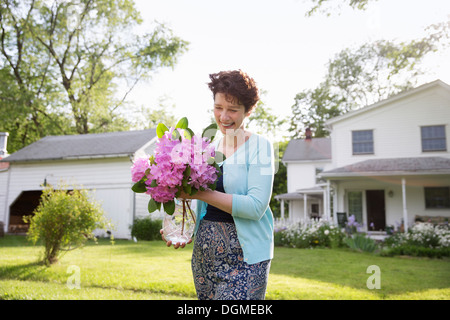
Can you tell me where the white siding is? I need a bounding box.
[330,85,450,168]
[286,161,332,192]
[0,170,10,231]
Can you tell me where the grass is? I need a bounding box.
[0,235,449,300]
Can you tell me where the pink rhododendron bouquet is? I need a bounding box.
[131,117,223,215]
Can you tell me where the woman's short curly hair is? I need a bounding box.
[207,70,259,113]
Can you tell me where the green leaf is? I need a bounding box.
[163,200,176,215]
[148,198,159,213]
[184,165,191,178]
[172,129,181,141]
[209,182,217,191]
[184,128,194,140]
[156,123,169,138]
[213,162,222,176]
[214,151,226,163]
[202,123,218,141]
[183,184,192,195]
[131,180,147,193]
[175,117,189,129]
[150,179,157,187]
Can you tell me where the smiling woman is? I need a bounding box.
[160,70,276,301]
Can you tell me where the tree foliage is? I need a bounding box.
[0,0,188,153]
[305,0,376,17]
[289,21,449,138]
[247,90,287,141]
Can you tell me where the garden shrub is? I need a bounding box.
[344,233,377,253]
[381,223,449,258]
[130,217,162,241]
[274,219,345,249]
[24,183,111,265]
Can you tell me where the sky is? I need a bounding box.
[128,0,450,138]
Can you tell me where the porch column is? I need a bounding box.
[332,185,338,225]
[303,193,307,222]
[402,178,408,233]
[326,180,331,221]
[280,199,285,220]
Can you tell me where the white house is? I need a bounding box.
[279,80,450,233]
[0,129,161,239]
[275,130,332,222]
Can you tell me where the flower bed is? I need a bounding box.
[274,219,345,249]
[381,222,450,258]
[274,216,449,258]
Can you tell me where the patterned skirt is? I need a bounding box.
[191,219,271,300]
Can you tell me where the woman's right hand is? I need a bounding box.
[160,229,192,249]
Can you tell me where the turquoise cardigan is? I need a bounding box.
[193,133,275,265]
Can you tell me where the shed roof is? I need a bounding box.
[1,129,156,163]
[283,138,331,162]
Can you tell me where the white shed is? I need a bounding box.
[0,129,160,239]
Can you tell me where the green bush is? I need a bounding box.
[381,223,449,258]
[380,245,450,258]
[24,184,111,265]
[274,219,345,249]
[130,217,162,241]
[344,233,378,253]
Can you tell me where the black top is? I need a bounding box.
[203,166,234,223]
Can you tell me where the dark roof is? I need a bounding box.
[283,138,331,162]
[1,129,156,163]
[321,157,450,178]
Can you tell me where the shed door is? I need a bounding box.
[366,190,386,231]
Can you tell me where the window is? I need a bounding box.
[347,191,363,223]
[421,125,447,152]
[352,130,374,155]
[425,187,450,209]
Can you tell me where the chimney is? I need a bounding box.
[305,128,312,141]
[0,132,9,158]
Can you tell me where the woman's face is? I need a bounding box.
[213,92,251,135]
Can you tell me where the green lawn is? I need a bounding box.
[0,235,449,300]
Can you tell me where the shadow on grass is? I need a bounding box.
[0,235,34,247]
[0,261,48,281]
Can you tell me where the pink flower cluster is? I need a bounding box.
[131,127,218,203]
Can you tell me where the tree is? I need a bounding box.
[24,183,111,265]
[129,95,177,130]
[305,0,377,17]
[289,22,449,138]
[289,84,342,139]
[269,140,288,219]
[0,0,188,153]
[247,90,287,141]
